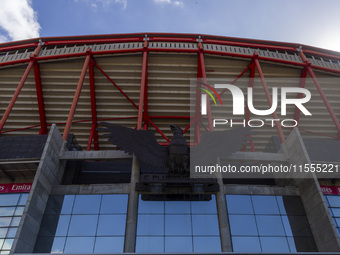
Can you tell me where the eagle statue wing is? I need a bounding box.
[97,122,168,168]
[191,127,253,166]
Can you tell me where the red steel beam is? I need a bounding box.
[88,59,99,150]
[294,68,308,124]
[93,60,138,110]
[143,46,149,131]
[0,44,42,133]
[253,53,286,143]
[34,62,48,135]
[299,51,340,139]
[198,42,213,131]
[148,119,170,142]
[137,41,148,130]
[63,50,91,141]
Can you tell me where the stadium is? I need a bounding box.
[0,33,340,254]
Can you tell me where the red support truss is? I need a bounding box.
[34,61,48,135]
[63,50,91,141]
[137,40,148,131]
[0,44,42,133]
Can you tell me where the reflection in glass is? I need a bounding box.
[55,215,70,237]
[9,217,20,227]
[192,215,219,236]
[256,215,285,236]
[260,237,290,252]
[1,239,13,250]
[193,236,221,252]
[229,215,257,236]
[136,237,164,253]
[51,237,66,253]
[326,196,340,207]
[282,216,293,236]
[252,195,279,215]
[138,198,164,214]
[0,208,14,217]
[97,215,126,236]
[14,207,24,216]
[137,215,164,236]
[0,195,19,206]
[226,195,253,214]
[18,194,28,206]
[165,201,190,214]
[68,215,98,236]
[331,208,340,217]
[0,218,11,227]
[5,228,17,238]
[72,195,101,215]
[232,236,261,252]
[191,198,217,214]
[0,230,6,238]
[165,236,192,253]
[60,196,75,215]
[64,237,95,253]
[165,215,192,236]
[287,237,297,252]
[94,237,124,253]
[100,195,128,214]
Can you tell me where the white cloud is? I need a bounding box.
[153,0,184,7]
[0,0,40,42]
[75,0,127,10]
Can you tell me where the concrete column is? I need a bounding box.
[124,155,140,252]
[283,128,340,252]
[215,170,233,252]
[12,124,66,253]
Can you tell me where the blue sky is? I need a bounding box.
[0,0,340,52]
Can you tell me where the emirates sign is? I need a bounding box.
[0,183,32,193]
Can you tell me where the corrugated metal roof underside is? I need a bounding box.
[0,51,339,151]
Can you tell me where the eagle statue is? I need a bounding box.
[98,122,252,176]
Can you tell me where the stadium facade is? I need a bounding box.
[0,33,340,254]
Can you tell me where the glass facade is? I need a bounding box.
[325,195,340,236]
[0,193,28,254]
[38,194,128,254]
[226,195,316,253]
[136,195,221,253]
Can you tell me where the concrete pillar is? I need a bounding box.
[12,125,66,253]
[215,168,233,252]
[283,128,340,252]
[124,155,140,252]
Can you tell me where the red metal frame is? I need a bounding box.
[294,68,308,124]
[62,50,91,141]
[137,41,148,130]
[1,33,340,148]
[254,53,286,143]
[33,61,48,135]
[87,59,99,150]
[0,44,42,133]
[299,51,340,139]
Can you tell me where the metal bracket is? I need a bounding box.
[143,34,149,41]
[196,36,203,43]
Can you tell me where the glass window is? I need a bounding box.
[232,236,261,253]
[43,194,128,254]
[0,193,27,253]
[229,215,258,236]
[64,237,95,253]
[252,195,279,215]
[100,195,128,214]
[136,195,220,253]
[137,215,164,236]
[260,237,290,252]
[226,194,316,253]
[165,201,190,214]
[94,237,124,253]
[165,236,192,253]
[226,195,253,214]
[0,195,20,207]
[97,215,126,236]
[256,215,285,236]
[193,236,221,253]
[192,215,219,236]
[136,236,164,253]
[326,195,340,208]
[72,195,101,215]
